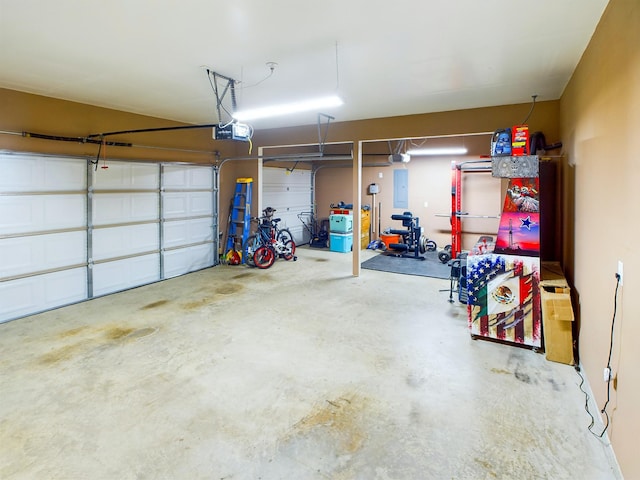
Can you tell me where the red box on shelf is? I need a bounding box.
[511,125,530,156]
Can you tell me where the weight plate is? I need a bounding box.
[438,251,452,264]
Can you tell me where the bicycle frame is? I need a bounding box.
[243,215,296,267]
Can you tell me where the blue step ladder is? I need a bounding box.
[226,178,253,260]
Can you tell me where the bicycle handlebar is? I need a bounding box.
[252,216,282,224]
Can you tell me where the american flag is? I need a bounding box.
[466,254,541,347]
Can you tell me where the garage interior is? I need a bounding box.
[0,1,638,478]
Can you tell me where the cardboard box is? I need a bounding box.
[511,124,530,156]
[540,262,575,365]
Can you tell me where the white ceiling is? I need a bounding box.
[0,0,609,131]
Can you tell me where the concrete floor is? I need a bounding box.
[0,247,621,480]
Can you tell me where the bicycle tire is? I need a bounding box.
[253,245,275,269]
[243,234,261,267]
[277,228,294,245]
[281,240,296,261]
[277,229,295,259]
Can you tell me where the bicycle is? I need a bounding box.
[243,208,296,269]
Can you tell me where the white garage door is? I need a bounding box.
[0,153,215,323]
[0,154,88,322]
[90,161,161,296]
[262,167,313,244]
[161,165,214,278]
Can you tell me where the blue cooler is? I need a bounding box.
[330,232,353,253]
[329,214,353,233]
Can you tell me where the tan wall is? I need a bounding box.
[0,88,236,162]
[0,88,266,229]
[314,155,501,252]
[0,88,560,252]
[253,101,560,146]
[560,0,639,477]
[256,102,559,253]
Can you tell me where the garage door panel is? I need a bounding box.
[163,218,213,248]
[263,168,309,186]
[44,268,88,304]
[263,184,310,195]
[262,189,311,208]
[162,167,189,188]
[92,254,160,297]
[92,224,159,261]
[163,244,213,279]
[0,231,86,278]
[0,155,86,192]
[0,267,87,323]
[189,192,213,216]
[163,165,212,189]
[0,194,86,235]
[1,155,216,322]
[263,167,312,245]
[186,166,213,189]
[93,162,158,190]
[163,192,212,219]
[92,193,158,225]
[162,194,188,218]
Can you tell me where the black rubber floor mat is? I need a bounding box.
[361,251,450,279]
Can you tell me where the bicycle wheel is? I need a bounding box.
[277,229,295,259]
[277,228,294,245]
[243,234,260,267]
[253,245,275,269]
[281,240,296,261]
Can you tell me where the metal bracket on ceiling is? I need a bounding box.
[317,113,335,155]
[206,69,238,125]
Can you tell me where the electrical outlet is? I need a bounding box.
[617,261,624,286]
[604,367,612,382]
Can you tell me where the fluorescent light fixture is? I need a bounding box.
[406,147,468,156]
[233,95,343,121]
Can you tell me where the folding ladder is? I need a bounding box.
[225,178,253,255]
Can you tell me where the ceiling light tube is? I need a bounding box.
[233,95,343,121]
[406,147,468,156]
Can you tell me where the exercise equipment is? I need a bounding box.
[386,211,436,260]
[435,160,499,260]
[437,244,453,264]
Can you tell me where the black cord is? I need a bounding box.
[575,274,620,439]
[601,275,620,415]
[91,137,103,171]
[287,161,299,174]
[521,94,538,125]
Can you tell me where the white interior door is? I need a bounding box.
[262,167,313,244]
